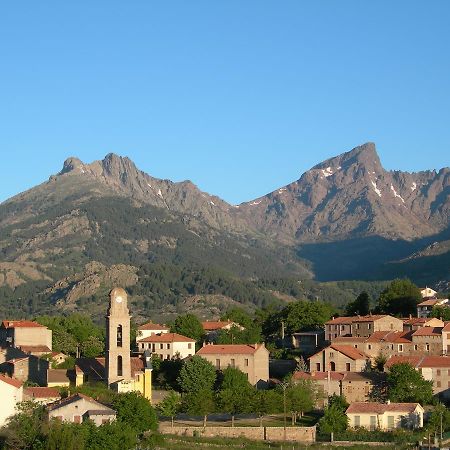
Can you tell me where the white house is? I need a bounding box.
[136,333,195,360]
[420,287,438,299]
[346,402,424,430]
[417,298,449,318]
[0,374,23,427]
[136,322,169,341]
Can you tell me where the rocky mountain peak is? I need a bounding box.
[59,157,85,175]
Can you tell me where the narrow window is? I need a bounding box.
[216,359,220,370]
[346,362,351,371]
[316,363,321,371]
[354,416,360,427]
[330,361,336,371]
[230,359,235,368]
[117,355,123,377]
[188,343,192,349]
[117,325,123,347]
[245,358,249,367]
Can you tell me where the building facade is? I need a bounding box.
[137,333,195,359]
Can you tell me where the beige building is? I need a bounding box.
[0,355,49,385]
[420,287,438,299]
[309,344,370,372]
[293,371,384,406]
[385,355,450,399]
[136,322,169,341]
[137,333,195,359]
[47,393,116,425]
[0,374,23,427]
[202,321,244,342]
[325,315,403,341]
[346,402,423,430]
[417,299,449,318]
[197,343,269,387]
[402,317,444,332]
[0,320,52,352]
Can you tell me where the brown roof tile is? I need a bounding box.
[1,320,45,329]
[412,327,443,336]
[24,387,60,399]
[137,332,195,343]
[346,402,420,414]
[0,374,23,388]
[330,344,368,360]
[137,322,169,331]
[197,343,263,355]
[202,321,235,331]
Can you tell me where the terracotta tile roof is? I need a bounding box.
[443,322,450,332]
[346,402,420,414]
[137,332,195,343]
[402,317,427,325]
[412,327,442,337]
[197,343,262,355]
[138,322,169,331]
[202,321,234,331]
[418,299,441,307]
[1,320,45,329]
[326,315,392,325]
[19,345,52,353]
[366,330,413,343]
[24,387,60,399]
[386,355,450,369]
[0,374,23,388]
[330,344,368,360]
[333,337,367,344]
[325,317,354,325]
[47,393,114,413]
[352,315,390,323]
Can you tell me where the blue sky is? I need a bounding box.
[1,1,449,204]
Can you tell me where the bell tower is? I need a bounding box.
[106,287,132,386]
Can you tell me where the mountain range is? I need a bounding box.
[0,142,448,320]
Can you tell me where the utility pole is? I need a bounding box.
[281,381,288,441]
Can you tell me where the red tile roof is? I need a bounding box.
[19,345,52,353]
[47,393,114,413]
[333,337,367,344]
[197,343,263,355]
[137,332,195,343]
[138,322,169,331]
[346,402,420,414]
[0,374,23,388]
[418,299,441,307]
[1,320,45,329]
[326,315,391,325]
[24,387,60,399]
[386,355,450,369]
[325,317,354,325]
[309,344,368,361]
[412,327,442,337]
[366,330,413,343]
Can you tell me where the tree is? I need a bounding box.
[182,389,215,427]
[430,305,450,321]
[345,291,371,316]
[285,379,318,424]
[318,404,349,441]
[170,314,204,342]
[376,279,421,316]
[217,367,255,426]
[2,401,46,450]
[177,355,216,393]
[157,391,182,428]
[387,363,433,404]
[327,394,349,412]
[80,336,104,357]
[111,392,158,434]
[427,403,450,439]
[52,329,78,355]
[253,390,283,427]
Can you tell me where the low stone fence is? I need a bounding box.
[159,424,316,442]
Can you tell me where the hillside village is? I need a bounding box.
[1,283,450,448]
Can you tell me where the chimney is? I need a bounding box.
[386,400,390,405]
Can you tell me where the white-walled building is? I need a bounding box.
[136,322,169,341]
[137,333,195,360]
[0,374,23,427]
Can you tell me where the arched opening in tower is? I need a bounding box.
[117,325,123,347]
[117,355,123,377]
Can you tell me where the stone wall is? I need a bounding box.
[159,424,316,442]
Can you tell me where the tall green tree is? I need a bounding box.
[157,391,182,428]
[387,363,433,404]
[318,404,349,441]
[170,314,204,342]
[376,279,421,316]
[177,355,216,393]
[253,390,283,427]
[182,389,215,427]
[345,291,371,316]
[285,379,317,424]
[430,305,450,321]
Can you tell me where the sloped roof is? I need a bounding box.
[412,327,442,337]
[47,393,115,413]
[0,374,22,388]
[418,299,441,307]
[346,402,420,414]
[24,387,60,399]
[19,345,52,353]
[47,369,70,384]
[197,343,263,355]
[202,320,238,331]
[137,332,195,343]
[1,320,45,329]
[138,322,169,331]
[309,344,368,361]
[325,317,354,325]
[366,330,413,343]
[386,355,450,369]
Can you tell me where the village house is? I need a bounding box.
[346,402,424,431]
[47,393,116,426]
[402,317,444,332]
[417,298,449,318]
[0,320,52,353]
[385,355,450,399]
[0,355,49,385]
[420,287,438,299]
[308,344,370,372]
[202,320,244,342]
[136,332,195,359]
[325,315,403,341]
[196,343,269,387]
[136,322,169,341]
[24,387,60,405]
[47,368,71,388]
[0,374,23,427]
[290,330,325,356]
[293,370,384,406]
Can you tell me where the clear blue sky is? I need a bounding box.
[1,1,449,205]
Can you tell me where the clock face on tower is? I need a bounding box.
[115,295,123,303]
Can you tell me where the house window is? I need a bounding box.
[216,359,220,370]
[160,343,163,349]
[330,362,336,371]
[346,363,351,371]
[387,416,394,430]
[437,369,441,376]
[329,352,334,358]
[354,416,360,427]
[447,369,450,376]
[167,343,171,350]
[426,343,430,351]
[370,416,376,431]
[447,333,450,339]
[188,343,192,349]
[245,358,249,367]
[437,381,441,387]
[390,323,393,330]
[368,323,371,329]
[356,324,360,330]
[117,325,123,347]
[368,345,372,350]
[398,344,403,352]
[414,345,418,351]
[230,359,235,368]
[316,363,321,371]
[152,344,155,352]
[117,355,123,377]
